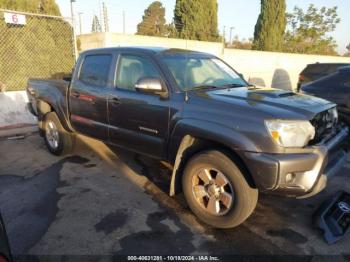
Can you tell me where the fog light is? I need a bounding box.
[286,173,295,183]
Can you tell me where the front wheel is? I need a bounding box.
[182,150,258,228]
[43,112,75,156]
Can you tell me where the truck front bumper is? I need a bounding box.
[244,126,349,198]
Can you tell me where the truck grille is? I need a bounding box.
[310,107,338,144]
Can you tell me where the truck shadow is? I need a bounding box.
[73,135,350,254]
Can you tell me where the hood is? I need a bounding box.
[191,87,335,119]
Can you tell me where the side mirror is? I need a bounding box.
[135,77,168,98]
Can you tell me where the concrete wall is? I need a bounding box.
[78,33,350,90]
[0,91,36,129]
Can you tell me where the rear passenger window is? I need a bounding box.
[79,55,112,86]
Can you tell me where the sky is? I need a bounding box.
[56,0,350,54]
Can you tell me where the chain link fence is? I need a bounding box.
[0,9,75,91]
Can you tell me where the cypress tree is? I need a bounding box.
[253,0,286,51]
[206,0,219,41]
[137,1,168,37]
[174,0,219,41]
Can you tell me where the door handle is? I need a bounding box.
[110,96,121,105]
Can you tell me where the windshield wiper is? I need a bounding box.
[188,83,247,92]
[188,85,220,91]
[222,83,247,88]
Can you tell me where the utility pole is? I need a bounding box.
[123,10,126,34]
[70,0,78,61]
[98,0,104,32]
[229,27,234,46]
[78,12,83,35]
[102,2,109,32]
[221,26,226,55]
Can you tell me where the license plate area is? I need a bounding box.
[313,191,350,244]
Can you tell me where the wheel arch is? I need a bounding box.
[169,134,257,196]
[37,99,72,132]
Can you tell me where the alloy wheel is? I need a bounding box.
[191,167,234,216]
[45,120,59,149]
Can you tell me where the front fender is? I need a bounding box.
[168,118,259,162]
[167,119,260,196]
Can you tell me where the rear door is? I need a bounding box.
[107,53,170,158]
[69,54,113,140]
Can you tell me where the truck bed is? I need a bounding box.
[27,78,70,117]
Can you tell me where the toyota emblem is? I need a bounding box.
[338,201,350,213]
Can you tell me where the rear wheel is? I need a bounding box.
[43,112,75,156]
[182,150,258,228]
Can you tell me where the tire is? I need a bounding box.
[43,112,75,156]
[182,150,258,228]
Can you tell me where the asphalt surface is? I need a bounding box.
[0,134,350,257]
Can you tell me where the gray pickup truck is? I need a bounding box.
[27,47,349,228]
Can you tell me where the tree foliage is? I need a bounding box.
[137,1,168,37]
[91,15,102,33]
[173,0,219,41]
[228,36,253,50]
[0,0,61,15]
[284,5,340,55]
[343,43,350,57]
[253,0,286,51]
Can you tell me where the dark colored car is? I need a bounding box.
[297,63,350,91]
[301,66,350,126]
[26,47,349,228]
[0,214,12,262]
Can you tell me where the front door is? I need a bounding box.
[108,53,170,158]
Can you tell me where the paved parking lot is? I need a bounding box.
[0,133,350,256]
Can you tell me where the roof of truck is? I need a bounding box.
[80,46,213,57]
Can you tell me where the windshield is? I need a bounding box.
[162,55,247,91]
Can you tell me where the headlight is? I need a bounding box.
[265,120,315,148]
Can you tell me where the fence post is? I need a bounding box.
[70,0,78,61]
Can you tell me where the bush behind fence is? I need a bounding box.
[0,9,75,91]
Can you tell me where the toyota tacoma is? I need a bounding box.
[27,47,349,228]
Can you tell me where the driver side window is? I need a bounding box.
[115,55,161,91]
